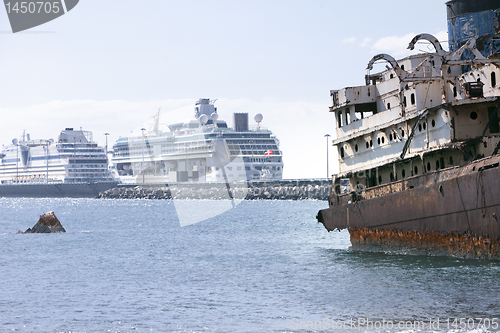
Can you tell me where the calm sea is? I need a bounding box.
[0,198,499,333]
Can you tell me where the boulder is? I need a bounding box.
[24,211,66,233]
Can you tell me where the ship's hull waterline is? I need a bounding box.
[0,181,118,198]
[318,155,500,259]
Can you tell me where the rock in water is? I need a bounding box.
[24,211,66,233]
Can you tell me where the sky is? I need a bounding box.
[0,0,449,179]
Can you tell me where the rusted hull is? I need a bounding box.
[317,156,500,258]
[349,228,500,259]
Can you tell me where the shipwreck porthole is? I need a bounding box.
[432,119,436,127]
[414,166,418,175]
[439,184,444,196]
[427,162,431,172]
[402,169,406,178]
[423,122,426,130]
[366,142,369,149]
[355,144,358,152]
[389,133,393,141]
[470,111,478,120]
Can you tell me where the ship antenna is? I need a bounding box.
[153,108,161,135]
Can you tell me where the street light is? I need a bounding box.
[45,140,49,184]
[325,134,331,180]
[104,133,109,154]
[141,128,146,184]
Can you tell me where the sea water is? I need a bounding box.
[0,198,499,333]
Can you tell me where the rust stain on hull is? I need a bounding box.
[317,155,500,259]
[350,227,500,259]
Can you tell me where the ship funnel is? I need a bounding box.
[234,113,249,131]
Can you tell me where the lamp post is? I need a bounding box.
[104,133,109,154]
[325,134,331,180]
[45,140,49,184]
[141,128,146,184]
[16,147,18,183]
[185,142,188,182]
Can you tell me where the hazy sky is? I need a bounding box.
[0,0,448,179]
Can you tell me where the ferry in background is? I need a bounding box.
[0,128,118,197]
[111,98,284,184]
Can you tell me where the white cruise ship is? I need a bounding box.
[111,99,284,184]
[0,128,117,197]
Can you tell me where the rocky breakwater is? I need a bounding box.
[98,180,331,200]
[21,211,66,233]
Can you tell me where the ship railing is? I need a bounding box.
[3,177,64,185]
[62,179,117,184]
[249,125,270,132]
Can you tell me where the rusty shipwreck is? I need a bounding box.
[317,0,500,259]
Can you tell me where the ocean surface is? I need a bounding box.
[0,198,499,333]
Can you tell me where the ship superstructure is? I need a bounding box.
[112,99,284,184]
[317,0,500,258]
[0,128,117,197]
[331,32,500,190]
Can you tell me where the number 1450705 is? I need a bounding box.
[5,2,61,14]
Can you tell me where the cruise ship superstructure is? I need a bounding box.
[0,128,117,197]
[317,0,500,258]
[112,99,284,184]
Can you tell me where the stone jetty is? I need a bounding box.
[22,211,66,233]
[98,180,331,200]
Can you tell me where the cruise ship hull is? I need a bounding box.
[317,155,500,259]
[0,181,118,198]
